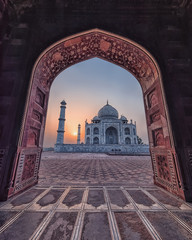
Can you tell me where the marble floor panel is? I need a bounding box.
[1,185,192,240]
[115,212,153,240]
[0,153,192,239]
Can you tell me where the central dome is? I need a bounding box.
[98,103,119,119]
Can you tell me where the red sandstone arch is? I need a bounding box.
[8,29,185,200]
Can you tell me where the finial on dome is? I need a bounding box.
[107,100,109,105]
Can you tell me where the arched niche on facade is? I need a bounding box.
[133,128,136,135]
[86,128,90,135]
[125,127,130,135]
[106,127,118,144]
[93,137,99,144]
[8,29,185,201]
[86,137,90,145]
[125,137,131,144]
[93,127,99,135]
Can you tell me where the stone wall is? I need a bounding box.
[54,144,150,155]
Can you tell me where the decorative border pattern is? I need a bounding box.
[14,148,41,192]
[151,149,178,192]
[33,31,159,93]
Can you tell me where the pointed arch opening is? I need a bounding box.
[106,127,118,144]
[8,29,184,200]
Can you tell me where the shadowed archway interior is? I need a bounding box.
[8,29,184,200]
[106,127,118,144]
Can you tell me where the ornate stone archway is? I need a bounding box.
[8,29,184,200]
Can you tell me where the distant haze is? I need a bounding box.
[43,58,148,147]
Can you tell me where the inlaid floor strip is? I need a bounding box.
[1,185,192,240]
[71,187,88,240]
[0,187,52,234]
[121,187,162,240]
[140,188,192,235]
[30,187,71,240]
[104,187,121,240]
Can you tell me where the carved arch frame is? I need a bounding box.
[8,29,185,200]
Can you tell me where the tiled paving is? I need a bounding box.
[0,152,192,240]
[38,152,153,187]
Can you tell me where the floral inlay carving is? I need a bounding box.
[22,154,36,181]
[148,90,158,108]
[34,31,158,91]
[35,88,45,107]
[156,155,171,181]
[153,128,165,146]
[150,111,161,123]
[32,110,42,123]
[27,127,40,147]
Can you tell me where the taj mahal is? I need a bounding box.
[85,101,138,145]
[54,100,149,154]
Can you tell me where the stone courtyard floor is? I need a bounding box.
[1,152,192,240]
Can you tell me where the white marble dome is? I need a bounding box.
[98,103,119,119]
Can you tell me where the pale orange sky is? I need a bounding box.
[43,58,148,147]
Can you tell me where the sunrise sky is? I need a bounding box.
[43,58,149,147]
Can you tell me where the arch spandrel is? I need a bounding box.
[9,29,185,201]
[33,30,159,92]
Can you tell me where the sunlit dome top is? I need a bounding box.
[98,101,119,119]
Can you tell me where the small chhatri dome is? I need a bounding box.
[98,101,119,119]
[120,115,127,121]
[92,116,100,121]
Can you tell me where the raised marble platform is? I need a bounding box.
[54,144,150,155]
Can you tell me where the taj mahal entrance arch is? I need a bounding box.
[7,29,185,200]
[106,127,118,144]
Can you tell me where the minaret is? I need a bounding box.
[56,100,66,144]
[85,120,87,143]
[77,124,81,144]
